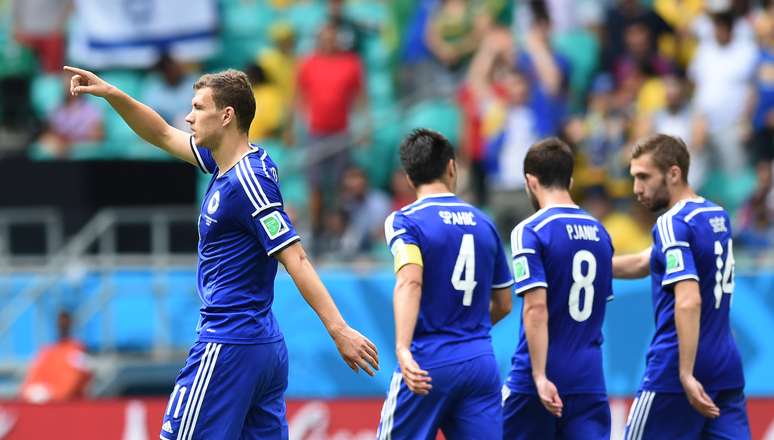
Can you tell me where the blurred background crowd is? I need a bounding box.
[1,0,773,261]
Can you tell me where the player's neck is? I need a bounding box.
[669,185,698,208]
[415,182,454,200]
[538,189,575,209]
[212,134,253,177]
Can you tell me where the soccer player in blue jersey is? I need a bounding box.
[614,134,750,439]
[377,129,514,439]
[502,137,615,440]
[64,66,378,440]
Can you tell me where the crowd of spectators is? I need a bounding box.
[1,0,772,260]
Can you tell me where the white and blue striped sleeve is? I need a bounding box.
[657,215,699,287]
[235,157,299,256]
[190,135,217,174]
[510,224,547,296]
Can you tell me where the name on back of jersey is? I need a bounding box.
[709,216,727,233]
[566,223,600,241]
[438,210,477,226]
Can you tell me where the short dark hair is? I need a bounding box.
[193,69,256,133]
[631,134,690,183]
[523,137,574,189]
[399,128,455,186]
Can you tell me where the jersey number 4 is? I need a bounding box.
[452,234,477,306]
[569,250,597,322]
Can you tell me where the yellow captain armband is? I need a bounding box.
[391,239,423,272]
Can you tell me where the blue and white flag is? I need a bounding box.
[68,0,218,69]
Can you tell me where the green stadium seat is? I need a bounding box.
[700,169,757,216]
[286,1,327,55]
[553,29,600,110]
[403,99,461,147]
[31,74,65,119]
[367,71,394,106]
[259,139,308,209]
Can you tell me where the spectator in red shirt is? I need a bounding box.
[297,22,369,247]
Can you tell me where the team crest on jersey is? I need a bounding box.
[260,211,289,239]
[665,248,684,274]
[207,190,220,214]
[513,256,530,282]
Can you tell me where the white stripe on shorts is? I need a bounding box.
[177,343,220,440]
[378,372,402,440]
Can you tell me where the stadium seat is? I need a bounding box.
[553,29,600,111]
[286,1,327,55]
[30,74,65,119]
[403,99,461,147]
[259,139,308,210]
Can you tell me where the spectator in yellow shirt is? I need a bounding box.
[247,64,285,143]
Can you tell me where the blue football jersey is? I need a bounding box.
[191,136,299,344]
[642,197,744,392]
[506,205,614,395]
[384,193,514,369]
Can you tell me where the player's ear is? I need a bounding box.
[668,165,681,185]
[222,106,235,127]
[525,173,538,191]
[404,173,416,191]
[447,159,456,179]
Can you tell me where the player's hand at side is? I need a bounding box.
[396,347,431,395]
[332,325,379,376]
[535,375,563,417]
[63,66,113,98]
[680,374,720,418]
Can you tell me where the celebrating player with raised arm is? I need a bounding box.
[377,129,514,439]
[614,134,750,439]
[502,138,614,440]
[64,66,378,440]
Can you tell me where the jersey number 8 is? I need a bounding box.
[569,250,597,322]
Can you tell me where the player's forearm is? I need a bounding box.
[489,287,513,325]
[393,277,422,353]
[612,247,651,278]
[523,301,549,380]
[674,281,702,380]
[103,86,176,150]
[281,245,347,334]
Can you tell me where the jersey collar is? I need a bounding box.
[543,203,579,210]
[416,192,456,201]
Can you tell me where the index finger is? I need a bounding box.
[63,66,91,77]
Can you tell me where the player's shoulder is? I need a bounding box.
[512,204,595,234]
[398,193,468,216]
[226,147,282,217]
[655,197,727,247]
[657,197,728,227]
[399,194,496,229]
[384,208,413,244]
[678,197,728,223]
[237,146,278,179]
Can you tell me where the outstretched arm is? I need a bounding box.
[274,241,379,376]
[522,287,563,417]
[64,66,196,166]
[612,246,652,279]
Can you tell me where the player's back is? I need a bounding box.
[384,193,513,369]
[645,197,744,392]
[507,205,614,394]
